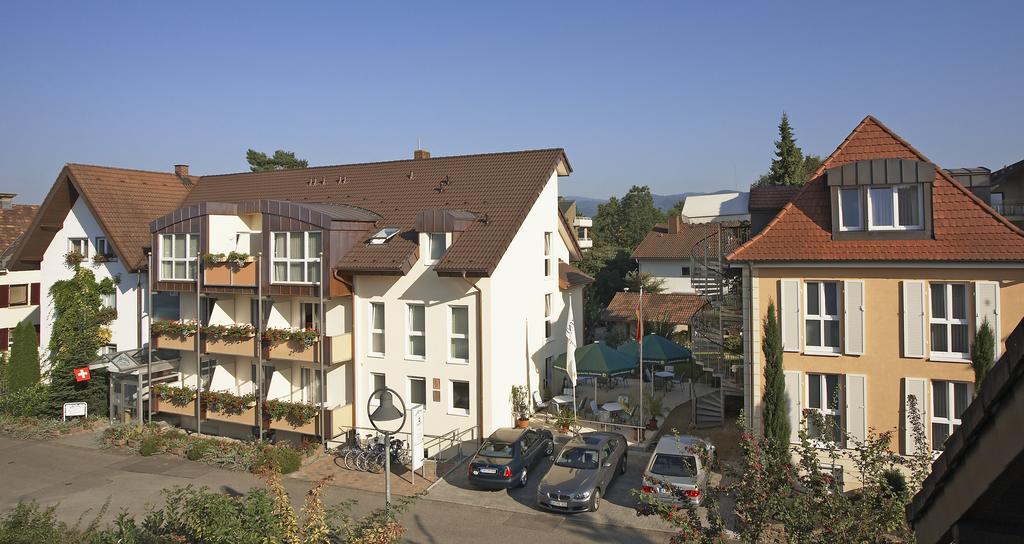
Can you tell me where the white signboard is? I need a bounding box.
[62,402,88,421]
[410,405,425,471]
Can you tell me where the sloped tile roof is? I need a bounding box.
[185,148,570,276]
[748,185,801,211]
[0,204,39,262]
[558,261,594,290]
[604,291,706,325]
[728,116,1024,262]
[632,222,718,259]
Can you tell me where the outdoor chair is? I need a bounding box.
[533,391,550,413]
[576,396,589,415]
[590,400,601,416]
[622,405,638,426]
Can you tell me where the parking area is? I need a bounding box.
[426,434,677,535]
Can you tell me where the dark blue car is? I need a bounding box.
[468,427,554,489]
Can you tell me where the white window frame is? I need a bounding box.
[930,380,970,451]
[804,281,840,355]
[838,187,863,232]
[544,232,553,277]
[159,233,199,281]
[368,302,385,357]
[408,376,427,409]
[806,373,844,447]
[929,282,970,361]
[449,379,470,416]
[271,231,322,284]
[68,237,89,257]
[369,372,386,408]
[299,302,320,331]
[544,293,553,341]
[867,184,923,231]
[101,291,116,310]
[448,305,470,364]
[406,303,426,360]
[95,236,115,258]
[425,233,447,265]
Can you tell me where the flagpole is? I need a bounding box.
[638,285,643,433]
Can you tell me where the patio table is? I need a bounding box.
[602,402,623,413]
[551,395,574,412]
[654,371,674,378]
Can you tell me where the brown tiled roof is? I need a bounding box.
[11,164,195,271]
[632,222,717,259]
[604,291,706,325]
[0,204,39,261]
[748,185,801,211]
[186,149,570,276]
[558,261,594,290]
[729,116,1024,262]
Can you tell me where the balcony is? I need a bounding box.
[330,332,353,363]
[154,333,196,351]
[992,202,1024,219]
[265,338,317,363]
[578,238,593,249]
[152,395,200,418]
[206,401,258,426]
[203,260,258,287]
[573,215,593,228]
[267,403,349,435]
[204,337,257,357]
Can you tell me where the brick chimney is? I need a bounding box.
[0,193,15,210]
[413,149,431,160]
[668,213,682,234]
[174,164,189,177]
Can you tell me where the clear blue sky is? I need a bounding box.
[1,2,1021,203]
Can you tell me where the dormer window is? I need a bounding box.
[868,185,922,230]
[838,188,863,231]
[426,233,447,265]
[828,159,934,240]
[271,231,321,284]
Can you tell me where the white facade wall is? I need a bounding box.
[485,171,582,434]
[638,258,694,294]
[39,198,146,369]
[0,269,40,329]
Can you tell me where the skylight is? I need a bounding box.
[368,227,399,245]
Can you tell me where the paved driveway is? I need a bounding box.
[427,436,677,535]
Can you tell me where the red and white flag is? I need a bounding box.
[74,367,91,382]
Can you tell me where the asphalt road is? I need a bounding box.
[0,435,673,543]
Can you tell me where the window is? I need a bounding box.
[199,358,216,391]
[544,232,552,277]
[101,344,117,355]
[272,231,321,283]
[152,292,180,321]
[680,266,690,277]
[251,363,274,397]
[409,377,426,407]
[868,185,922,230]
[805,281,840,353]
[839,188,863,231]
[159,233,199,280]
[95,237,115,259]
[300,302,320,331]
[426,233,446,264]
[68,238,89,257]
[990,192,1004,212]
[300,368,322,404]
[931,380,970,451]
[807,373,843,445]
[930,283,969,360]
[369,302,385,356]
[407,304,425,359]
[450,380,470,415]
[450,306,469,363]
[8,284,28,307]
[250,298,272,329]
[101,291,116,310]
[544,294,553,340]
[199,296,216,327]
[369,373,386,407]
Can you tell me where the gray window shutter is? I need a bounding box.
[974,281,1000,358]
[903,377,928,456]
[784,370,802,444]
[902,281,925,358]
[845,374,867,444]
[844,280,865,355]
[780,280,800,352]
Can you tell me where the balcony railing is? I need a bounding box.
[204,260,258,287]
[206,401,258,426]
[267,403,349,435]
[154,333,196,351]
[204,337,257,357]
[573,216,593,228]
[992,202,1024,218]
[578,238,593,249]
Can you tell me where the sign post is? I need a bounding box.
[410,405,425,484]
[63,402,88,422]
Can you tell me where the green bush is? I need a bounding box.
[186,439,213,461]
[0,383,48,418]
[138,435,164,456]
[261,445,303,474]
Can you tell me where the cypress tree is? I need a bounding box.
[6,320,41,392]
[761,300,790,448]
[765,113,805,186]
[46,266,115,417]
[971,319,996,392]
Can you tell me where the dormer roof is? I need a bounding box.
[728,116,1024,263]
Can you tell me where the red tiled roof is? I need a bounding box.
[728,116,1024,262]
[748,185,801,211]
[604,291,706,325]
[558,261,594,290]
[0,204,39,261]
[632,222,718,259]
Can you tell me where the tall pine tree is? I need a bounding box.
[971,318,996,392]
[761,300,790,449]
[765,113,805,185]
[6,320,41,392]
[46,266,115,417]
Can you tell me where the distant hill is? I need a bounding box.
[564,190,736,216]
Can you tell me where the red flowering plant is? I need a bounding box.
[202,390,257,416]
[202,323,256,342]
[262,327,319,348]
[151,320,199,338]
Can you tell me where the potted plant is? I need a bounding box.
[64,250,86,268]
[226,251,253,267]
[644,392,666,431]
[554,408,579,434]
[203,252,227,265]
[510,385,530,428]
